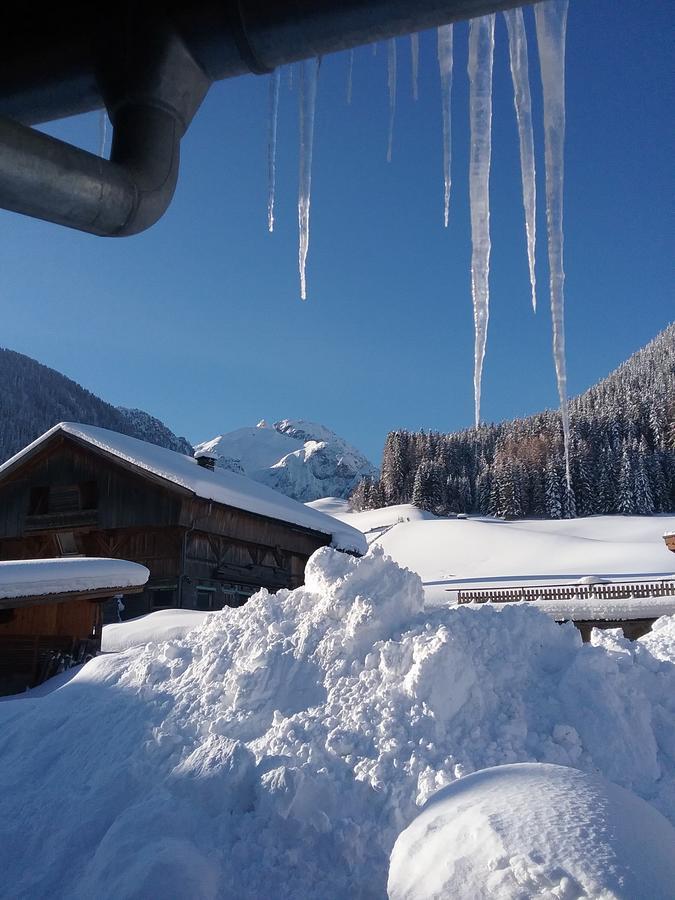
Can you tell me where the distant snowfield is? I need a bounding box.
[308,500,675,605]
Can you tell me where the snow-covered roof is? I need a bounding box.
[0,557,149,601]
[0,423,366,554]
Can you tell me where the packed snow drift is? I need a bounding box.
[388,763,675,900]
[1,547,674,899]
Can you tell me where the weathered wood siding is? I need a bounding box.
[0,598,99,639]
[0,438,183,540]
[179,497,330,557]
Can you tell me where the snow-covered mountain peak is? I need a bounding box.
[194,419,377,502]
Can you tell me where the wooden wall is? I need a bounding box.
[0,598,99,639]
[0,437,183,541]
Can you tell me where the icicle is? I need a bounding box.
[98,110,107,158]
[410,33,419,101]
[535,0,571,488]
[387,39,397,162]
[347,49,354,105]
[504,7,537,312]
[372,43,378,56]
[467,15,495,427]
[267,69,281,233]
[288,64,294,91]
[437,24,453,227]
[298,58,319,301]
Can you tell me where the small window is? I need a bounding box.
[220,583,257,609]
[196,589,213,611]
[48,485,80,514]
[149,587,176,609]
[55,532,79,556]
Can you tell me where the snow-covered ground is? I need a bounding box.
[1,547,674,898]
[308,500,675,607]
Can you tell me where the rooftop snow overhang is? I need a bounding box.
[0,0,532,236]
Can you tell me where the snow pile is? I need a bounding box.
[0,557,148,600]
[388,763,675,900]
[101,609,210,652]
[1,548,675,898]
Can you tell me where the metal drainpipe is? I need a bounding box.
[0,0,531,236]
[0,16,210,237]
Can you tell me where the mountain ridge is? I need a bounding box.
[194,419,378,502]
[0,349,192,463]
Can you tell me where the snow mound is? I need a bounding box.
[388,763,675,900]
[1,549,674,898]
[102,609,210,652]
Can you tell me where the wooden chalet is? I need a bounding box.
[0,556,148,695]
[0,423,365,620]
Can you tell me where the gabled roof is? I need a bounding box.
[0,423,367,554]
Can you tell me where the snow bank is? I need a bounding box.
[388,763,675,900]
[1,548,674,898]
[102,609,210,652]
[0,557,148,600]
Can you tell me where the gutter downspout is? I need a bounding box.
[0,18,209,236]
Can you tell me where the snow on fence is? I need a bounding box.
[456,580,675,606]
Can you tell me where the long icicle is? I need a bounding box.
[98,109,107,158]
[410,33,419,101]
[387,39,397,162]
[437,24,453,227]
[468,15,495,427]
[298,58,319,301]
[267,69,281,233]
[347,49,354,105]
[535,0,571,489]
[504,7,537,311]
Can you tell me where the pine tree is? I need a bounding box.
[545,459,563,519]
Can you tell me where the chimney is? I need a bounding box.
[194,449,217,471]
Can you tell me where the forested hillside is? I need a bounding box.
[0,349,192,462]
[353,325,675,518]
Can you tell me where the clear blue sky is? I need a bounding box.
[1,0,672,463]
